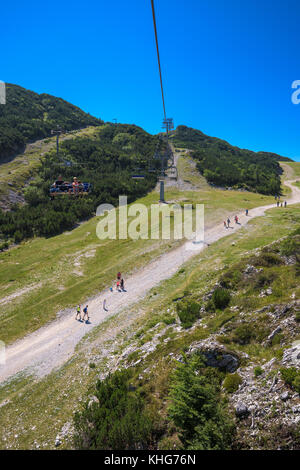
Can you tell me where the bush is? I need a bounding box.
[280,368,300,394]
[168,354,235,449]
[73,369,158,449]
[253,252,283,267]
[280,233,300,257]
[223,373,242,393]
[231,323,256,345]
[176,300,201,328]
[254,272,276,289]
[254,366,263,377]
[212,288,231,310]
[220,269,242,290]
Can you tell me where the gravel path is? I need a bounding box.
[0,180,299,384]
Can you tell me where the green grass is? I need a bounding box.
[0,126,99,207]
[0,203,299,449]
[0,181,276,344]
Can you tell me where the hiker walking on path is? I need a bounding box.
[234,215,239,224]
[284,201,287,208]
[246,209,249,216]
[83,305,89,322]
[103,299,107,311]
[117,272,121,280]
[75,305,81,321]
[277,201,279,207]
[120,278,125,291]
[227,217,231,228]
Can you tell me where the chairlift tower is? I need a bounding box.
[51,126,63,157]
[162,117,174,138]
[159,117,174,202]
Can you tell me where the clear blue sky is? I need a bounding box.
[1,0,300,160]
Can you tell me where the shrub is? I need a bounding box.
[176,300,200,328]
[73,369,158,449]
[220,269,242,290]
[231,323,256,345]
[212,288,231,310]
[223,373,242,393]
[168,354,235,449]
[254,366,263,377]
[280,368,300,394]
[280,234,300,257]
[253,252,283,267]
[254,272,276,289]
[162,315,176,325]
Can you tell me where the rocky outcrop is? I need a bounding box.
[282,341,300,368]
[186,339,240,372]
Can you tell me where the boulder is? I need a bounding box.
[282,341,300,367]
[235,403,249,418]
[280,391,289,402]
[188,340,239,372]
[55,436,61,447]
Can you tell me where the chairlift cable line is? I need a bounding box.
[150,0,167,121]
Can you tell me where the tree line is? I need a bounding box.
[0,83,102,163]
[171,125,292,195]
[0,124,163,247]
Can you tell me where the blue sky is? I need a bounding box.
[1,0,300,160]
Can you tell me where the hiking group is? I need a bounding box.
[275,195,287,208]
[75,304,89,323]
[224,213,243,229]
[75,271,126,321]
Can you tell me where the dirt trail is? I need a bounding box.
[0,180,299,384]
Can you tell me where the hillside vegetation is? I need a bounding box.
[0,198,299,450]
[0,124,162,246]
[0,84,102,163]
[171,125,291,195]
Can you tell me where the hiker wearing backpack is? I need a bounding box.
[83,305,89,322]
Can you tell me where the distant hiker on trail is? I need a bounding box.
[234,215,238,224]
[76,305,81,321]
[83,305,89,322]
[103,299,107,311]
[116,280,121,292]
[120,278,125,291]
[110,286,113,292]
[284,201,287,208]
[227,217,231,228]
[277,201,279,207]
[246,209,249,216]
[117,272,121,280]
[281,203,283,207]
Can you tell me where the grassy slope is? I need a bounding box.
[0,126,99,208]
[0,182,276,345]
[0,158,299,449]
[0,202,299,449]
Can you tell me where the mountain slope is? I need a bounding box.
[0,84,103,163]
[171,125,293,195]
[0,123,162,245]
